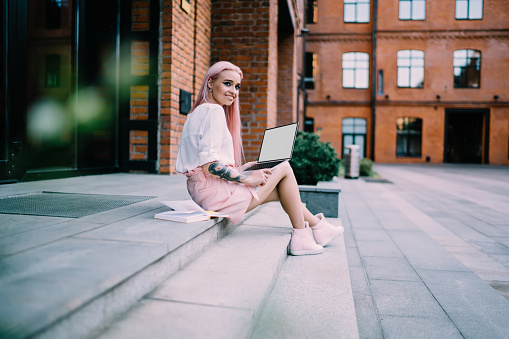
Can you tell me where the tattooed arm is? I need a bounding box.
[207,162,247,183]
[202,161,271,186]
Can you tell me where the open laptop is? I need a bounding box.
[244,122,298,171]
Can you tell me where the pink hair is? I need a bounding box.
[191,61,244,167]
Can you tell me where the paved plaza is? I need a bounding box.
[0,163,508,338]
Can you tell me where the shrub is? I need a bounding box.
[359,158,373,176]
[289,131,341,185]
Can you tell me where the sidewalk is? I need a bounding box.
[1,164,509,338]
[343,163,509,338]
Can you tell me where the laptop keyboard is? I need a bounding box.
[245,160,283,171]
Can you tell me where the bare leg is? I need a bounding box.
[246,162,320,229]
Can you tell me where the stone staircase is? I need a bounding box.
[0,173,357,339]
[95,203,358,338]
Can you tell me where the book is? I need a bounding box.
[154,200,228,223]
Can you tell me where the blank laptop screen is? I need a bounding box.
[258,123,298,162]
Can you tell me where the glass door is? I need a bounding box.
[26,0,77,172]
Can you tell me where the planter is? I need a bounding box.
[298,180,341,218]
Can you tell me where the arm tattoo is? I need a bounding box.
[208,162,247,183]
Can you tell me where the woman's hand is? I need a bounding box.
[239,161,257,172]
[242,168,272,187]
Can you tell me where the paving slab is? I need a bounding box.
[340,164,509,339]
[362,256,421,282]
[416,269,509,338]
[379,315,462,339]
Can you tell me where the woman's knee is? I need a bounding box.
[274,161,293,176]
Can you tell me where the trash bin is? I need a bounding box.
[344,145,360,179]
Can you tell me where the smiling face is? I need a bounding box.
[207,70,241,107]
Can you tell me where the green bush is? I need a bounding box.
[359,158,373,176]
[289,131,341,185]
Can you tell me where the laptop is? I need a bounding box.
[244,122,299,171]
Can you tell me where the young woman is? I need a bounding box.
[176,61,343,256]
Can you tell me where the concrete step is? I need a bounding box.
[1,187,255,339]
[252,220,359,338]
[97,202,358,339]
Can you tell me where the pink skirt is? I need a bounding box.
[185,167,259,224]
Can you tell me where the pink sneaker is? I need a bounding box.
[311,213,344,246]
[289,223,323,256]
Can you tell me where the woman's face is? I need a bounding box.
[208,70,241,107]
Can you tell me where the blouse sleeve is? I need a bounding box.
[197,105,228,166]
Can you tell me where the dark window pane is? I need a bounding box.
[453,49,481,88]
[307,0,318,24]
[304,52,316,90]
[396,117,422,157]
[46,0,62,29]
[45,54,61,88]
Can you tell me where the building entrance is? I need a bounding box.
[444,109,489,164]
[1,0,121,182]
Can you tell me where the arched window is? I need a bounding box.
[396,117,422,157]
[342,52,369,89]
[453,49,481,88]
[397,50,424,88]
[342,118,367,159]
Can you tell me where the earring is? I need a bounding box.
[209,88,212,92]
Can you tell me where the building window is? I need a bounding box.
[454,49,481,88]
[307,0,318,24]
[342,52,369,89]
[344,0,370,23]
[304,52,317,89]
[46,0,63,29]
[397,50,424,88]
[399,0,425,20]
[45,54,61,88]
[304,117,314,132]
[377,70,383,95]
[396,117,422,157]
[456,0,483,20]
[342,118,367,159]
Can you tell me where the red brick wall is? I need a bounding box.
[129,1,151,163]
[159,0,211,173]
[211,0,278,162]
[277,32,296,126]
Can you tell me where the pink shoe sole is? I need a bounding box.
[289,247,323,256]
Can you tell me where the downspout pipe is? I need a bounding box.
[370,0,378,161]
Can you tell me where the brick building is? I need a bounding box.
[304,0,509,165]
[0,0,306,182]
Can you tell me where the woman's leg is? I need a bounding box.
[246,162,320,229]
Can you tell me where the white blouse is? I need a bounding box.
[175,103,235,173]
